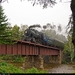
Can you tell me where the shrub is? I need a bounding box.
[0,61,24,73]
[25,67,47,74]
[62,60,67,64]
[0,55,25,63]
[12,55,25,63]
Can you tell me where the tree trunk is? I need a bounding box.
[70,0,75,55]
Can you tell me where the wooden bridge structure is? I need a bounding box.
[0,40,63,69]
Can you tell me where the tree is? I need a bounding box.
[11,25,21,40]
[41,23,67,42]
[0,5,13,44]
[0,0,56,8]
[70,0,75,54]
[58,24,62,32]
[20,24,28,39]
[64,35,74,62]
[66,15,73,35]
[20,24,28,33]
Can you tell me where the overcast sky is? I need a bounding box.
[1,0,71,28]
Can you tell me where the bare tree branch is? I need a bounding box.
[28,0,56,8]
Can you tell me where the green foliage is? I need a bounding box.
[0,5,14,44]
[25,67,47,74]
[0,61,24,73]
[0,55,25,63]
[1,55,13,60]
[12,55,25,63]
[63,35,74,62]
[62,60,67,64]
[11,25,21,40]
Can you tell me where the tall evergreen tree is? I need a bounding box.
[70,0,75,54]
[0,5,13,44]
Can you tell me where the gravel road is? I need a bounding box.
[48,64,74,73]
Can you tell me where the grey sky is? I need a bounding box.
[2,0,71,28]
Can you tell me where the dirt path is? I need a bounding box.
[48,64,74,73]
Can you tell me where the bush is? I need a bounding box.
[62,60,67,64]
[0,55,12,60]
[12,55,24,63]
[0,61,24,73]
[25,67,47,74]
[0,55,25,63]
